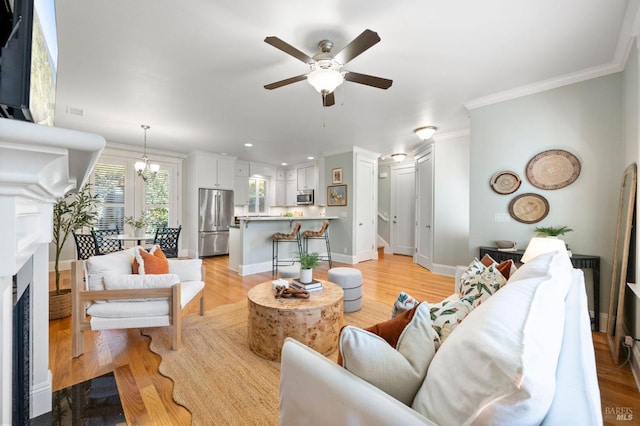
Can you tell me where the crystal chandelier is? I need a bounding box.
[134,124,159,181]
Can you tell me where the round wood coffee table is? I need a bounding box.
[247,280,344,361]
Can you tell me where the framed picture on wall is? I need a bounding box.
[332,168,343,184]
[327,185,347,206]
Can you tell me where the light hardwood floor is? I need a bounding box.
[49,253,639,425]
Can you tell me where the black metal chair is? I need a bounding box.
[92,227,123,254]
[72,231,98,260]
[154,225,182,258]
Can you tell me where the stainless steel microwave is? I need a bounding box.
[296,190,314,205]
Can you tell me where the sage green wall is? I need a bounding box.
[324,152,354,257]
[623,42,639,338]
[469,73,624,320]
[433,136,470,267]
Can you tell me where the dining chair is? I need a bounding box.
[92,227,123,254]
[72,231,98,260]
[154,225,182,258]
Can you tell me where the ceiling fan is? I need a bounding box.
[264,29,393,107]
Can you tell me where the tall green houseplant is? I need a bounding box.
[52,183,99,295]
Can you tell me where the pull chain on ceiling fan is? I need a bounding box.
[264,29,393,107]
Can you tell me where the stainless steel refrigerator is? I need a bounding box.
[198,188,234,257]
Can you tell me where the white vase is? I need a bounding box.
[134,227,145,238]
[299,268,313,284]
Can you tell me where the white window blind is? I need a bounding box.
[93,162,126,231]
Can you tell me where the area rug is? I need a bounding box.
[143,298,391,425]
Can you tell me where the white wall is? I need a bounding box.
[469,73,625,320]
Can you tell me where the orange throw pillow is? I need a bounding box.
[480,254,515,280]
[133,245,169,274]
[337,305,419,366]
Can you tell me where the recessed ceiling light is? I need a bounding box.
[307,156,314,160]
[244,143,253,147]
[281,162,288,166]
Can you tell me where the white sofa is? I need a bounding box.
[71,247,205,357]
[279,252,602,425]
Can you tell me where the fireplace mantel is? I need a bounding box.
[0,118,105,423]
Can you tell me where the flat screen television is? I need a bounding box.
[0,0,57,125]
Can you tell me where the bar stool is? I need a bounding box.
[272,222,302,276]
[301,220,332,268]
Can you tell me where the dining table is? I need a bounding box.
[103,233,156,246]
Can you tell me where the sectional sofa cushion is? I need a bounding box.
[339,302,438,405]
[412,251,573,425]
[85,247,136,292]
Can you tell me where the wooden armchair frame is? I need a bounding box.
[71,260,205,358]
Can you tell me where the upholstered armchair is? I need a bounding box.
[71,247,205,357]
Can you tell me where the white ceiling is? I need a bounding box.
[53,0,638,166]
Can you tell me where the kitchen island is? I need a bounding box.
[229,216,339,276]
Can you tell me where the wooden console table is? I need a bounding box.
[479,246,600,330]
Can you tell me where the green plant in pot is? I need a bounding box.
[534,225,573,237]
[52,183,99,319]
[298,251,319,284]
[124,211,148,237]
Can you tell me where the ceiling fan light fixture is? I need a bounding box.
[307,68,344,94]
[414,126,438,141]
[391,153,407,163]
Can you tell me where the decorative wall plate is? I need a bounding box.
[490,170,522,195]
[508,193,549,224]
[526,149,581,190]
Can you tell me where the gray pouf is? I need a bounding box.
[328,267,363,312]
[278,265,300,279]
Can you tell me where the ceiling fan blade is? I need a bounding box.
[344,71,393,89]
[264,74,307,90]
[333,29,381,65]
[264,36,314,64]
[322,92,335,107]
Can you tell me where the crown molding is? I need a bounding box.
[465,2,640,111]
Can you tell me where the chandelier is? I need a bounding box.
[134,124,159,181]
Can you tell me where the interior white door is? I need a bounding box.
[416,150,433,270]
[356,158,376,262]
[391,165,415,255]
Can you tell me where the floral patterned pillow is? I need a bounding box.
[458,258,508,308]
[390,291,420,318]
[429,295,473,348]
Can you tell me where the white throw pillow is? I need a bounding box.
[168,258,203,282]
[339,302,438,405]
[412,251,573,425]
[85,248,136,291]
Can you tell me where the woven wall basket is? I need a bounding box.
[49,290,72,320]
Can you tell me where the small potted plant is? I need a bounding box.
[534,225,573,237]
[124,211,148,237]
[298,251,319,284]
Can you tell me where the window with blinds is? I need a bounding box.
[248,178,267,214]
[93,163,125,231]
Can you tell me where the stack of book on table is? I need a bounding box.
[291,279,323,292]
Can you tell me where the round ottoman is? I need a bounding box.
[328,267,362,312]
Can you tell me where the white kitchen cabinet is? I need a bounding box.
[194,152,235,189]
[286,180,297,205]
[275,180,286,206]
[297,165,316,191]
[285,168,296,181]
[235,161,249,177]
[234,176,248,205]
[276,168,286,181]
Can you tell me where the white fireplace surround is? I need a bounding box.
[0,118,105,423]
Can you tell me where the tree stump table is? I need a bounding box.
[247,280,344,361]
